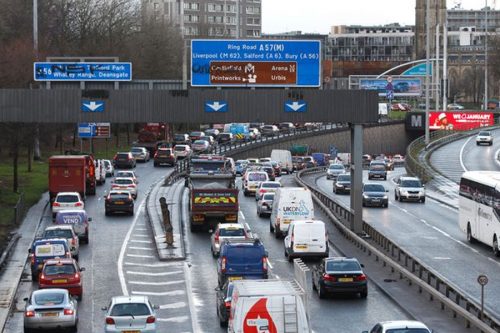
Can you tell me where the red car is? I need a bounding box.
[38,258,85,299]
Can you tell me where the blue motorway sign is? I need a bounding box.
[284,100,308,113]
[34,62,132,81]
[81,100,105,112]
[78,123,96,138]
[191,39,321,87]
[205,101,228,113]
[402,63,432,76]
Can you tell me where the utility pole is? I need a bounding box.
[484,1,489,110]
[443,23,448,110]
[33,0,41,160]
[425,0,431,145]
[435,23,440,110]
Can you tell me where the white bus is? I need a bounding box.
[459,171,500,256]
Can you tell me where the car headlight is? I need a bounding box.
[401,190,409,195]
[363,194,369,199]
[383,195,388,199]
[336,184,344,188]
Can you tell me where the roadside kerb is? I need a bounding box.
[146,175,185,261]
[296,167,499,332]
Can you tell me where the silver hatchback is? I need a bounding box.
[210,223,252,257]
[103,295,158,333]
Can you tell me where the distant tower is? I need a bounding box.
[414,0,447,60]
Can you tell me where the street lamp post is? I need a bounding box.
[484,0,489,110]
[425,0,431,145]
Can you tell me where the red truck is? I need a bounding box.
[49,156,87,203]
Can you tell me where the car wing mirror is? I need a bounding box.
[214,287,221,291]
[80,267,86,272]
[101,306,108,311]
[23,297,29,302]
[153,304,160,310]
[208,229,214,234]
[28,248,31,254]
[360,264,365,268]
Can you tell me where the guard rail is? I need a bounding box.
[296,167,499,332]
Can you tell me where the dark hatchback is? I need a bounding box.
[312,257,367,299]
[261,166,276,181]
[173,133,190,145]
[362,183,389,208]
[104,190,134,216]
[215,281,234,327]
[334,173,351,194]
[113,152,136,169]
[154,148,176,167]
[368,164,387,180]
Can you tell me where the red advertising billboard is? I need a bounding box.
[429,112,494,131]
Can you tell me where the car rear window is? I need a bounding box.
[219,228,245,237]
[116,172,133,177]
[131,148,143,153]
[44,264,76,275]
[34,292,65,305]
[56,195,79,203]
[364,184,385,192]
[157,149,172,156]
[370,165,386,171]
[43,229,73,239]
[110,193,130,199]
[114,179,133,185]
[263,183,280,189]
[175,146,186,151]
[226,246,263,263]
[116,153,129,159]
[110,303,151,316]
[263,193,275,200]
[326,260,361,272]
[385,329,430,333]
[248,173,267,181]
[35,244,66,257]
[174,135,186,140]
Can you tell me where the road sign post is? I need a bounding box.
[477,274,488,320]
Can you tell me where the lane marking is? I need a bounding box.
[117,200,146,296]
[128,246,154,251]
[129,280,184,286]
[433,257,452,260]
[131,234,150,238]
[495,148,500,168]
[127,270,183,276]
[157,316,189,323]
[159,302,188,309]
[131,290,185,296]
[459,136,473,172]
[135,228,147,231]
[240,211,246,219]
[267,258,273,270]
[130,240,152,243]
[124,262,178,267]
[184,262,201,333]
[126,253,155,258]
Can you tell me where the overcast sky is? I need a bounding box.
[262,0,493,34]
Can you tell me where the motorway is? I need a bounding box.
[5,129,499,332]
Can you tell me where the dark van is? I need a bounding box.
[29,239,71,281]
[54,210,91,244]
[217,239,268,287]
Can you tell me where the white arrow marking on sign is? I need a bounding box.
[83,101,103,111]
[207,101,226,111]
[286,101,306,111]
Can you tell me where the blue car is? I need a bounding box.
[217,239,268,287]
[235,160,248,176]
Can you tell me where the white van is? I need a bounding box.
[243,171,269,196]
[94,159,106,185]
[270,187,315,238]
[228,279,311,333]
[271,149,293,174]
[284,220,328,261]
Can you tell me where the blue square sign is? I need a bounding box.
[284,100,307,112]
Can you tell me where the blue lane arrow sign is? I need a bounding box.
[284,100,307,112]
[81,100,105,112]
[205,101,228,112]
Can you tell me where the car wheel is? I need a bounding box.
[477,142,480,146]
[258,211,262,218]
[74,254,79,261]
[360,289,368,298]
[71,323,78,332]
[129,210,134,216]
[362,202,366,207]
[275,226,281,238]
[421,197,425,203]
[312,278,317,291]
[384,176,387,180]
[394,192,398,200]
[384,203,388,208]
[211,247,217,258]
[31,272,38,282]
[467,224,475,243]
[24,328,34,333]
[154,163,158,167]
[493,236,500,257]
[105,210,110,216]
[318,283,326,299]
[270,222,275,233]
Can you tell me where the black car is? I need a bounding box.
[334,173,351,194]
[173,133,191,145]
[312,257,367,299]
[218,132,234,145]
[154,148,176,167]
[362,183,389,208]
[113,152,136,169]
[104,190,134,216]
[367,164,387,180]
[215,281,234,327]
[261,166,275,181]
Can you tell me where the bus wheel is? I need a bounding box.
[493,236,500,257]
[467,224,475,243]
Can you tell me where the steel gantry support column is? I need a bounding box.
[350,124,364,234]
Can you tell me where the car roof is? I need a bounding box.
[325,257,359,263]
[111,295,149,305]
[378,320,429,329]
[32,288,69,296]
[400,176,420,181]
[44,225,74,231]
[33,238,69,246]
[218,223,244,229]
[44,258,76,265]
[56,192,80,196]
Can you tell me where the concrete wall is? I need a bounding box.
[230,122,409,160]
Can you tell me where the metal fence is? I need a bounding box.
[295,167,499,332]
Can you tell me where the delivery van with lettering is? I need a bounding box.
[270,187,315,238]
[228,279,311,333]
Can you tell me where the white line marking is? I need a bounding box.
[159,302,187,309]
[184,262,201,333]
[128,246,154,251]
[495,148,500,168]
[267,258,273,270]
[240,211,246,219]
[131,290,185,296]
[117,200,146,296]
[124,262,178,267]
[126,253,155,258]
[129,280,184,286]
[131,234,150,238]
[157,316,189,323]
[127,270,182,276]
[459,136,473,172]
[130,240,152,243]
[433,257,452,260]
[135,228,147,231]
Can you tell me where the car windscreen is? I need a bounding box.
[116,172,133,178]
[364,184,385,192]
[116,153,129,159]
[262,183,280,188]
[131,148,143,153]
[34,292,65,305]
[219,228,245,237]
[330,165,343,170]
[43,229,73,239]
[337,175,350,182]
[478,131,491,136]
[157,150,172,156]
[193,140,206,145]
[44,264,76,275]
[401,180,422,187]
[190,132,202,136]
[174,135,186,140]
[103,160,111,167]
[370,165,386,171]
[326,260,361,272]
[110,303,151,316]
[56,195,79,203]
[248,173,267,181]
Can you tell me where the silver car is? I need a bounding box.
[476,130,493,146]
[24,289,78,332]
[103,295,158,333]
[111,177,138,199]
[257,192,275,217]
[210,223,252,257]
[103,159,115,177]
[326,163,345,180]
[131,147,150,162]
